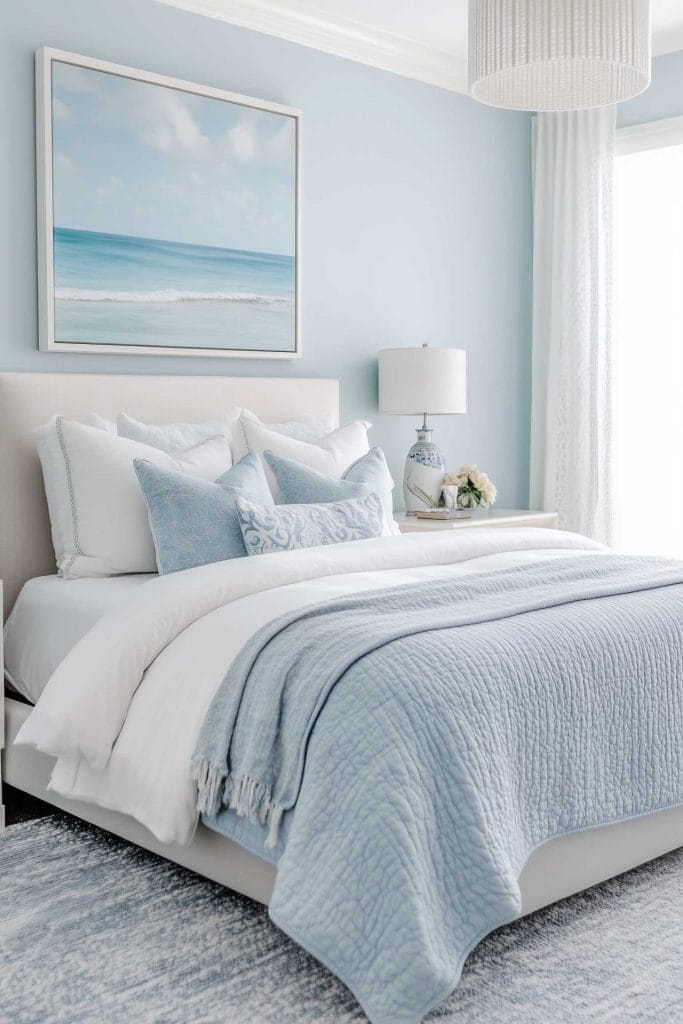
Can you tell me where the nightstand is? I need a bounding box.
[395,509,558,533]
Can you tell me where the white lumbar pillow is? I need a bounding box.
[231,409,337,462]
[117,410,239,473]
[35,417,229,579]
[237,417,372,492]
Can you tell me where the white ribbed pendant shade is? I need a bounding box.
[469,0,651,111]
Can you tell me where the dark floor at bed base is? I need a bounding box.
[2,782,54,825]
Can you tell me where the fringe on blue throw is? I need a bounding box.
[192,756,284,849]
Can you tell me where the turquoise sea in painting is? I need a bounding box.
[53,227,296,351]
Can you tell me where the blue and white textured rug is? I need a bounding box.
[1,816,682,1024]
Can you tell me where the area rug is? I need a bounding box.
[1,816,681,1024]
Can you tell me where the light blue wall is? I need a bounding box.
[618,50,683,127]
[0,0,533,507]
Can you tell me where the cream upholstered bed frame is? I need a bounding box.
[2,371,683,922]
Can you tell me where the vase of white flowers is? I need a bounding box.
[444,465,497,510]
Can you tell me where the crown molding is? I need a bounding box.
[155,0,470,94]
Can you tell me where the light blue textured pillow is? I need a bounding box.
[263,446,397,535]
[236,493,385,556]
[135,452,273,574]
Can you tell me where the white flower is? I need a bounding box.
[478,475,497,508]
[480,488,497,508]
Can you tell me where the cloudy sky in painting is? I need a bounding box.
[51,62,296,256]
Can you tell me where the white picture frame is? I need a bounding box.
[36,47,301,359]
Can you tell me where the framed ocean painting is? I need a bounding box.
[36,48,301,358]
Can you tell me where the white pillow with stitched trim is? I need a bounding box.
[237,417,372,492]
[231,410,337,462]
[34,417,229,579]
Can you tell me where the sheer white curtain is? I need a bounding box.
[530,107,616,544]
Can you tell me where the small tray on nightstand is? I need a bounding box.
[396,510,559,533]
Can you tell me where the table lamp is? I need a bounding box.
[378,344,467,514]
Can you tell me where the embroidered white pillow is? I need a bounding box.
[237,417,371,493]
[236,493,385,555]
[230,410,337,462]
[35,417,230,579]
[117,410,239,475]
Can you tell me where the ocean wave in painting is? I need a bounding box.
[55,288,294,305]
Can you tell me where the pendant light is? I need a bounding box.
[469,0,651,111]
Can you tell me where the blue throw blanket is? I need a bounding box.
[192,555,683,1024]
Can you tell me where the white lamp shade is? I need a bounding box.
[469,0,650,112]
[378,346,466,416]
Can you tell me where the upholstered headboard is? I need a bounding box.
[0,372,339,617]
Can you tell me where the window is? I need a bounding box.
[614,117,683,557]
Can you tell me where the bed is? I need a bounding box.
[1,370,343,901]
[2,371,683,1024]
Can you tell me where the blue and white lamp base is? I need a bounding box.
[403,426,445,514]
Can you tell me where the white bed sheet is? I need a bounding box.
[4,574,153,703]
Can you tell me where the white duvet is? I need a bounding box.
[16,528,603,846]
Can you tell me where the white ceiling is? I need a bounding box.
[159,0,683,93]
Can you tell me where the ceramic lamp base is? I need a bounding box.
[403,427,445,514]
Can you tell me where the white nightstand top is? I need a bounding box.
[395,509,558,533]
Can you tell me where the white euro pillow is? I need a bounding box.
[238,417,372,493]
[117,410,239,473]
[35,417,230,579]
[231,410,337,462]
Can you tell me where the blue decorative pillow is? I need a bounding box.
[263,446,397,535]
[235,493,385,556]
[135,452,273,574]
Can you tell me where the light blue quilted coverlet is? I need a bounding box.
[192,555,683,1024]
